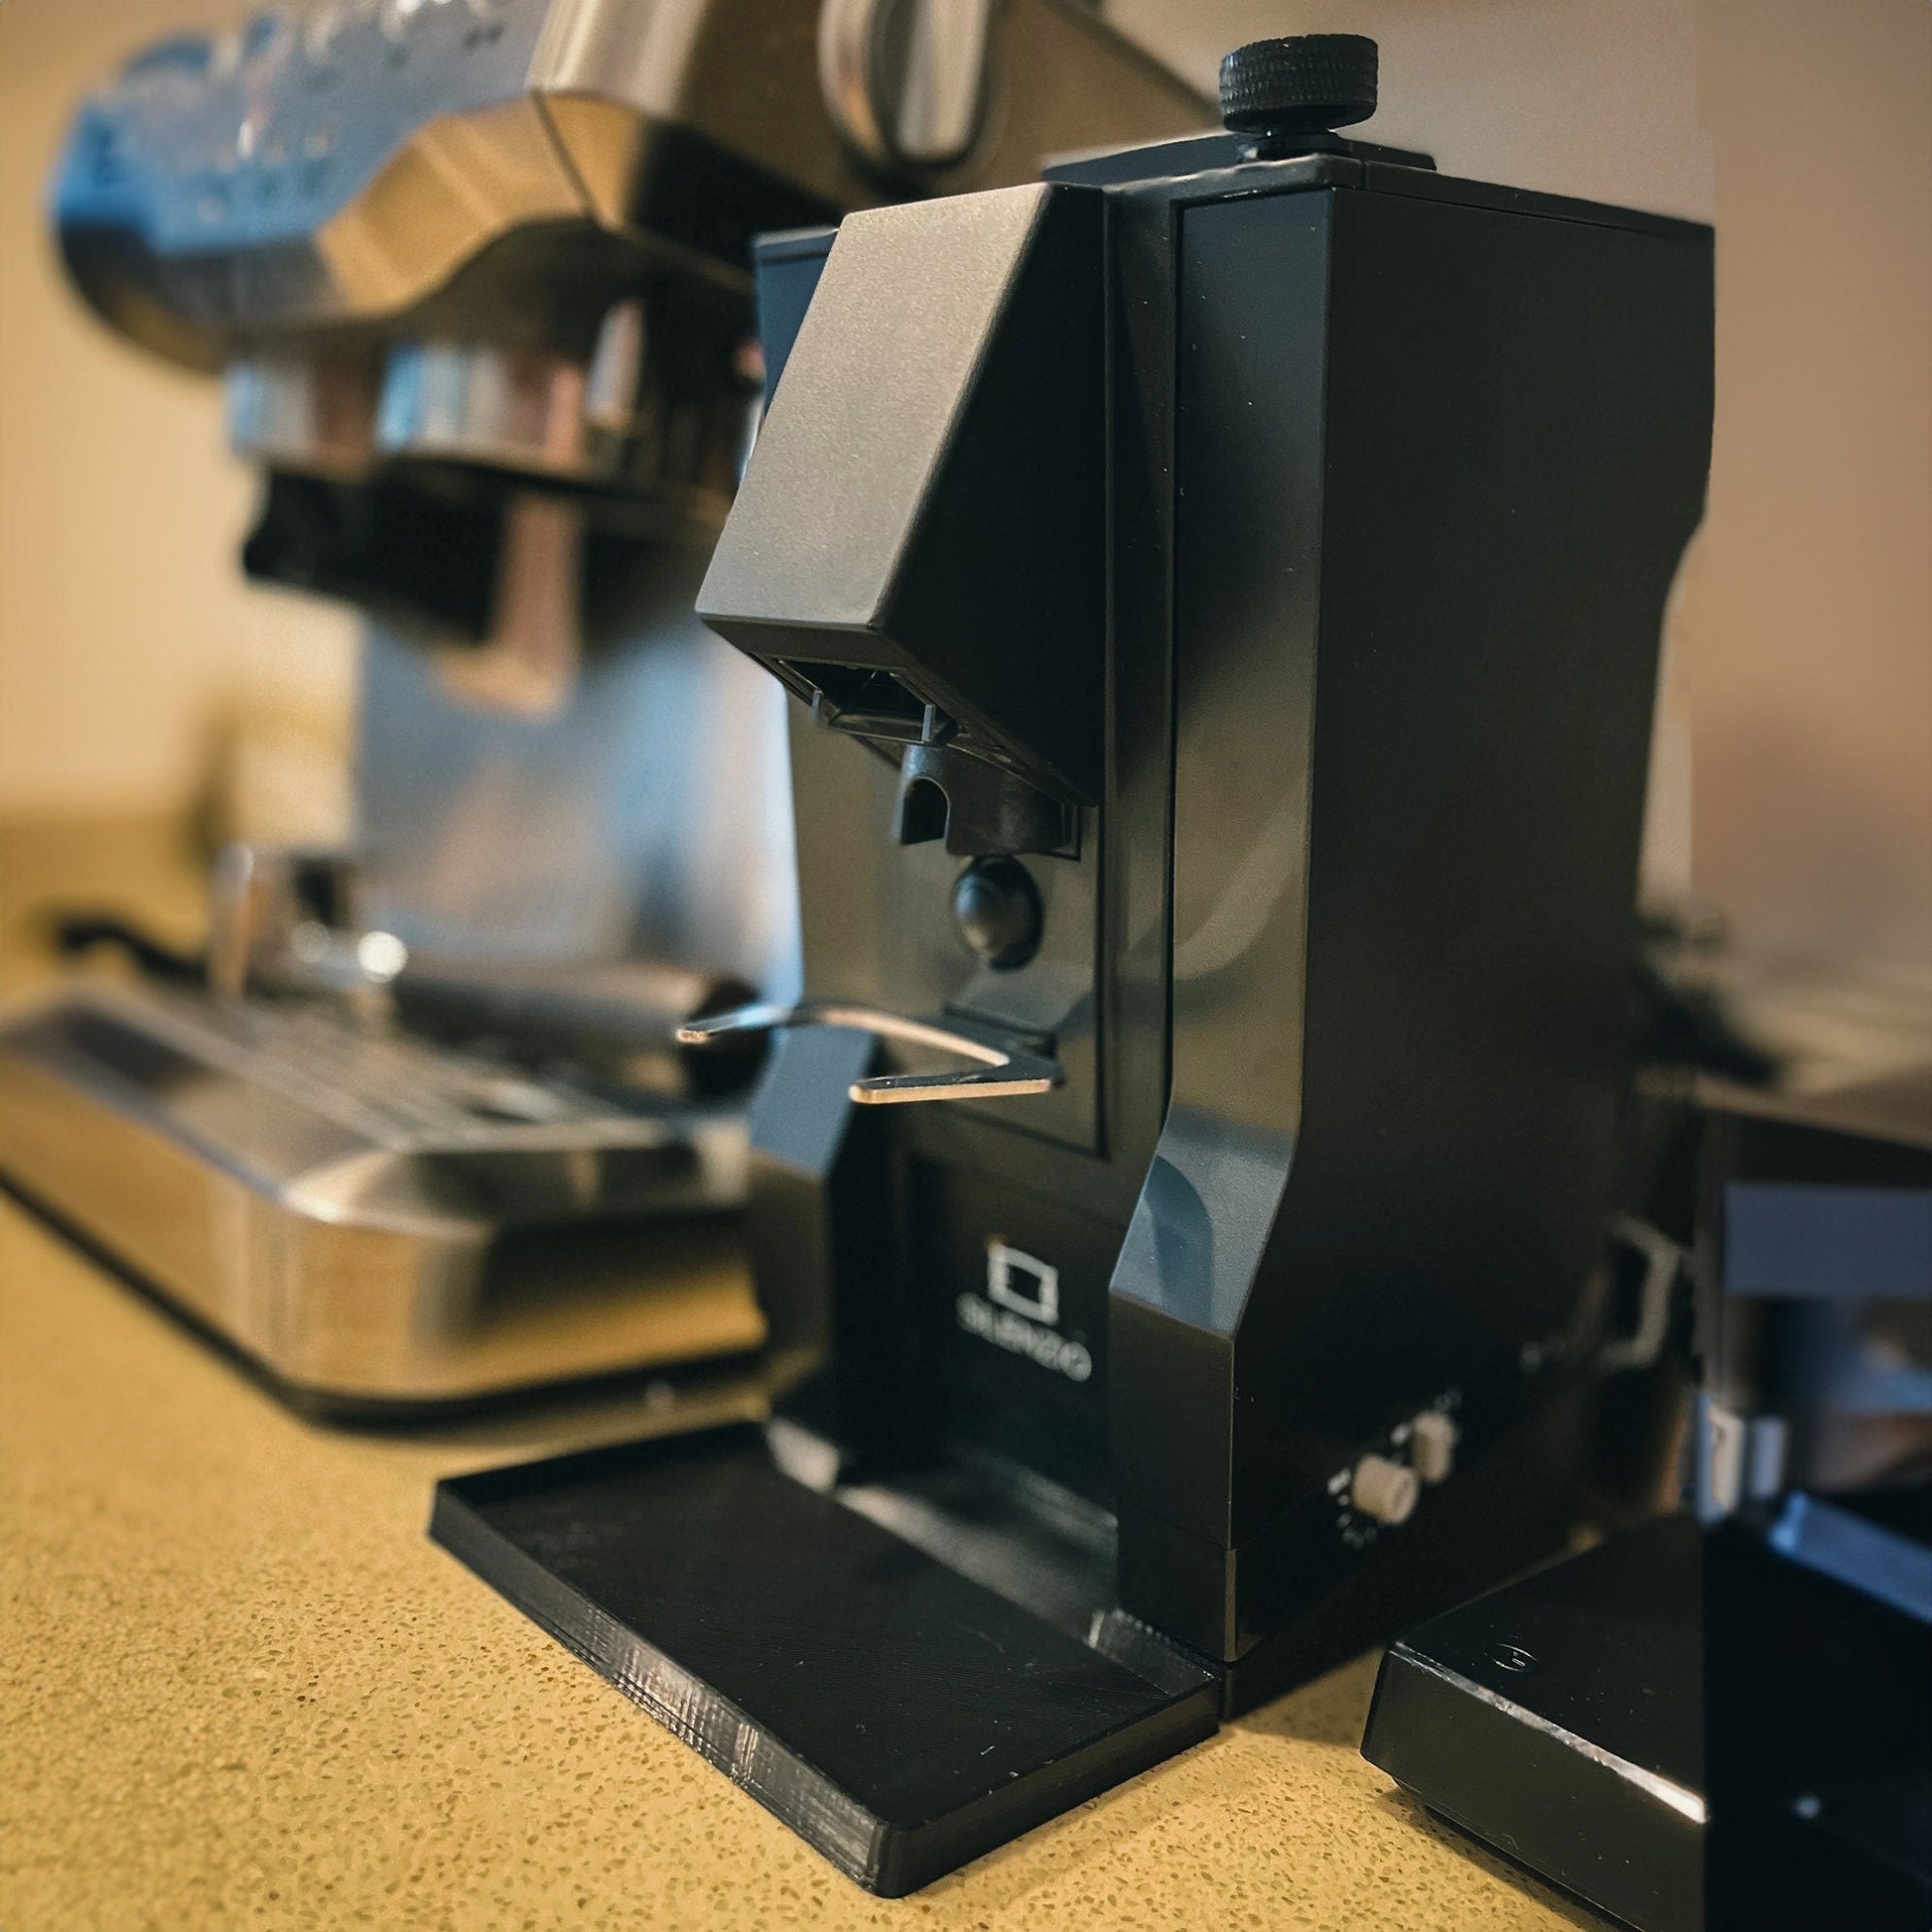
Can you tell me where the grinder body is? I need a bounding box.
[703,134,1714,1700]
[432,104,1715,1894]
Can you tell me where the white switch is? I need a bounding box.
[1350,1454,1420,1526]
[1410,1411,1459,1483]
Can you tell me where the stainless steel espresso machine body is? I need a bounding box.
[1,0,1207,1413]
[432,36,1716,1890]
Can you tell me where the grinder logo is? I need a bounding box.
[957,1241,1093,1384]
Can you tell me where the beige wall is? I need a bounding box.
[0,0,355,839]
[1689,2,1929,973]
[1,1,1926,970]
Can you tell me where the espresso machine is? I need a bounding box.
[428,31,1715,1890]
[0,0,1205,1415]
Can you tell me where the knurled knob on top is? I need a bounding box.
[1219,34,1379,137]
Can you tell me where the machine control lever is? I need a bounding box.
[819,0,996,175]
[679,1001,1061,1105]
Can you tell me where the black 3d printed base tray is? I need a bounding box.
[430,1425,1218,1895]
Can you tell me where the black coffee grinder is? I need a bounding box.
[434,36,1714,1894]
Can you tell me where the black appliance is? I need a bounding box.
[434,35,1716,1893]
[1366,1054,1932,1932]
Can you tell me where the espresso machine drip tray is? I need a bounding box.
[0,985,760,1416]
[431,1424,1217,1896]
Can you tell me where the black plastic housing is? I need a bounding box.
[440,132,1716,1890]
[724,148,1713,1677]
[700,185,1107,824]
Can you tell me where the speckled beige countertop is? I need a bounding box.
[0,821,1606,1932]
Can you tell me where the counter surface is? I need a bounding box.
[0,819,1604,1931]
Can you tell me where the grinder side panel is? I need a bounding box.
[1114,177,1714,1672]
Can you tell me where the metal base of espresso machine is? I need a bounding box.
[0,980,760,1416]
[433,35,1717,1892]
[9,0,1205,1413]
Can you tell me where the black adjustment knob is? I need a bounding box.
[952,859,1042,972]
[1219,35,1378,139]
